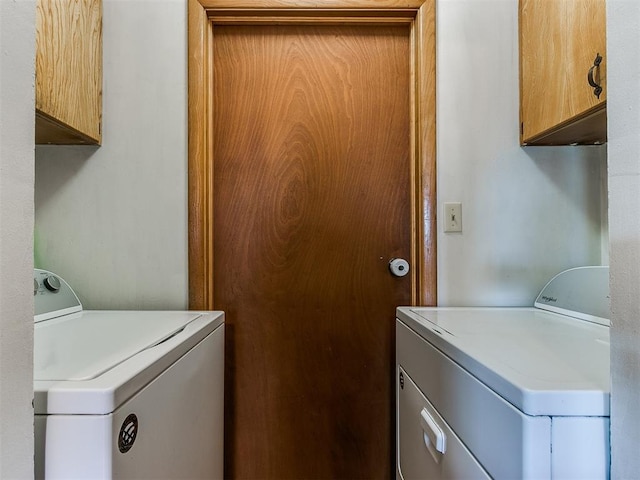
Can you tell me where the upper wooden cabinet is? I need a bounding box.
[519,0,606,145]
[36,0,102,145]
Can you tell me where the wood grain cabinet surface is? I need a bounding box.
[519,0,606,145]
[36,0,102,145]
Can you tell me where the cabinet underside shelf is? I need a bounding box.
[521,104,607,146]
[36,111,101,146]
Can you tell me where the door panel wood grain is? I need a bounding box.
[214,24,410,479]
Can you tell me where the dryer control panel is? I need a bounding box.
[534,266,609,326]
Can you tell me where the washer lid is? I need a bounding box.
[34,310,224,415]
[35,311,201,381]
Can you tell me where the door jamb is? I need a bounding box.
[187,0,437,309]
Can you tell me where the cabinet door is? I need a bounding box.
[520,0,606,145]
[36,0,102,145]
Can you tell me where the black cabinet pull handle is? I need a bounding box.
[588,53,603,99]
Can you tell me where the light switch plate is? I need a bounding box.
[443,202,462,233]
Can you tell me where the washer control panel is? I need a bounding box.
[34,269,82,322]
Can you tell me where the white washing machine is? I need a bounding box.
[396,266,610,479]
[33,269,225,479]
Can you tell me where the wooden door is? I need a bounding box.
[188,3,436,479]
[215,24,408,479]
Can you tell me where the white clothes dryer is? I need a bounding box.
[33,269,225,480]
[396,266,610,479]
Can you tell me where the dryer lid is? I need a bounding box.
[401,306,610,416]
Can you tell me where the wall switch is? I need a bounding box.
[443,202,462,233]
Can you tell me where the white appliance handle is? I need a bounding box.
[420,408,446,462]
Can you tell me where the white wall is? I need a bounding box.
[0,0,35,477]
[436,0,606,307]
[35,0,607,312]
[35,0,189,310]
[607,1,640,476]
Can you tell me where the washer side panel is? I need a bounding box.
[111,325,224,479]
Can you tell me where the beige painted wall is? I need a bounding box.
[0,0,35,477]
[607,0,640,476]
